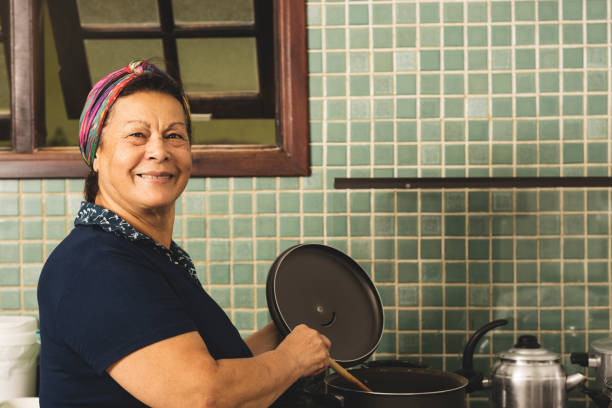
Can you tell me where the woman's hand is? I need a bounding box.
[276,324,331,377]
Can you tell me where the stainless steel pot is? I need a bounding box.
[590,338,612,389]
[487,335,585,408]
[571,337,612,407]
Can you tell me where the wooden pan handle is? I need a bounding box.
[328,358,372,392]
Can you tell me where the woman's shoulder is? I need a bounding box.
[38,225,156,313]
[51,224,140,260]
[40,225,153,286]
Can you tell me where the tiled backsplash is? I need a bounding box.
[1,1,611,406]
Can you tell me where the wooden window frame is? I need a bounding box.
[0,0,10,139]
[0,0,309,178]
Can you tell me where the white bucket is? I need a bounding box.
[0,317,40,400]
[0,398,39,408]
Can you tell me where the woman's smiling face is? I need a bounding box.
[93,90,192,214]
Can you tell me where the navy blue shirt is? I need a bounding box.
[38,202,252,407]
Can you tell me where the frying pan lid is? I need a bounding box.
[266,244,384,366]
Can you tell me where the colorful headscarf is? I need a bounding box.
[78,59,191,168]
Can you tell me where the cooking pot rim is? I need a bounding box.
[324,367,469,396]
[325,381,468,396]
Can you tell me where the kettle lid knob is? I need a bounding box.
[514,335,541,349]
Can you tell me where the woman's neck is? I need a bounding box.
[95,195,175,249]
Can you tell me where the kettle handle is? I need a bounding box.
[461,319,508,372]
[456,319,508,392]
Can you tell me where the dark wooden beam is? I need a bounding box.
[190,146,308,176]
[254,0,275,118]
[0,115,9,142]
[187,94,268,118]
[0,145,306,178]
[0,150,88,178]
[157,0,180,84]
[80,25,256,39]
[0,0,10,78]
[47,0,91,119]
[274,0,309,172]
[334,177,612,190]
[9,0,42,153]
[33,0,44,148]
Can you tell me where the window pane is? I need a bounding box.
[178,38,259,94]
[45,3,78,147]
[173,0,254,26]
[0,47,9,113]
[192,119,274,145]
[84,39,165,83]
[76,0,159,26]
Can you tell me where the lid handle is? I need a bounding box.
[514,335,541,349]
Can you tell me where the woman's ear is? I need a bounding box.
[92,134,104,173]
[92,154,99,173]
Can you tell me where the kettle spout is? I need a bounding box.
[566,373,587,390]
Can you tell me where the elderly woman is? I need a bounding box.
[37,60,331,408]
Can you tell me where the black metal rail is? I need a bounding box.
[334,177,612,189]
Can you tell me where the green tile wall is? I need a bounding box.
[1,1,611,405]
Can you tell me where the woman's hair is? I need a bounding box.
[83,69,191,203]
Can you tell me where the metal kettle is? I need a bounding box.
[456,322,585,407]
[488,335,585,408]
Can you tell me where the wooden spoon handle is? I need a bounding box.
[328,358,372,392]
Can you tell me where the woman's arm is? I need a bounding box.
[244,322,282,356]
[107,324,330,408]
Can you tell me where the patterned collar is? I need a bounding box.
[75,201,199,282]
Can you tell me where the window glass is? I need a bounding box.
[192,118,274,145]
[84,39,165,83]
[76,0,159,27]
[178,38,259,94]
[0,48,8,112]
[173,0,254,25]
